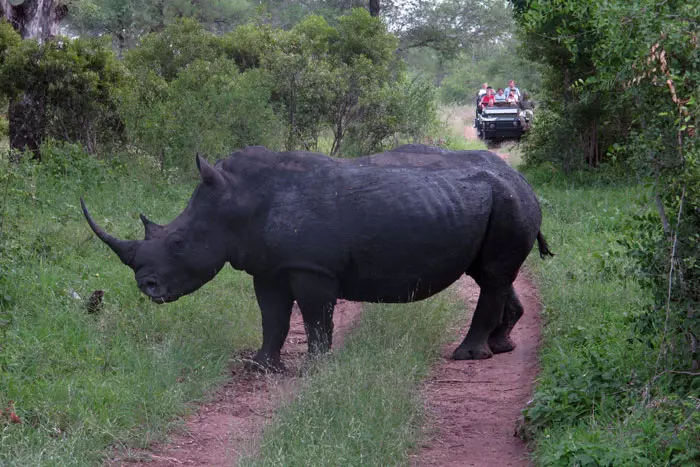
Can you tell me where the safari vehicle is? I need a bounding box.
[476,102,531,141]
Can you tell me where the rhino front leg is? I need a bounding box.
[290,271,338,356]
[251,276,294,372]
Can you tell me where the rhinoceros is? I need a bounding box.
[82,144,552,371]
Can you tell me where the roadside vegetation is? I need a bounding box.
[521,167,699,465]
[514,0,699,464]
[0,145,262,465]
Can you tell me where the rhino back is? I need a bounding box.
[254,164,494,301]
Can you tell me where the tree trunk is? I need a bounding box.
[1,0,66,160]
[8,93,45,160]
[369,0,380,17]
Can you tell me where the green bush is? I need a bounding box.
[0,26,125,154]
[120,56,281,170]
[118,12,427,161]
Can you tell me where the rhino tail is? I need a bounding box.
[537,231,554,259]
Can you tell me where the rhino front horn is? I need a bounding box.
[139,213,164,240]
[81,198,139,267]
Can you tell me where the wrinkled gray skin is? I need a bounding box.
[82,144,552,371]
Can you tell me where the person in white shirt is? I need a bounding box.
[505,79,521,100]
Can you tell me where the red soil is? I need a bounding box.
[412,274,541,467]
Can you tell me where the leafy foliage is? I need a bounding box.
[0,10,437,167]
[384,0,514,59]
[520,167,700,466]
[514,1,700,463]
[0,21,125,154]
[514,0,700,370]
[65,0,255,50]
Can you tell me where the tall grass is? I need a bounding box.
[0,145,261,466]
[243,295,465,466]
[521,166,700,465]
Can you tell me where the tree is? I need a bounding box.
[1,0,67,159]
[383,0,513,58]
[514,0,700,370]
[64,0,255,52]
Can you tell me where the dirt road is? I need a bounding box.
[413,275,540,466]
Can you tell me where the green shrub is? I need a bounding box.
[120,56,282,170]
[0,30,125,154]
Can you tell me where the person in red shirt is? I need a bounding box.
[480,87,496,108]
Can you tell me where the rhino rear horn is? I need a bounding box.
[81,198,139,267]
[139,213,164,240]
[196,154,226,189]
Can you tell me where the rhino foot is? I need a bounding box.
[488,336,516,354]
[244,352,285,373]
[451,344,493,360]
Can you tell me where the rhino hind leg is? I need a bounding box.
[299,301,335,356]
[290,271,338,356]
[452,285,508,360]
[249,276,294,372]
[487,285,522,354]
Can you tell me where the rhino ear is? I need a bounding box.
[196,154,226,189]
[139,213,164,240]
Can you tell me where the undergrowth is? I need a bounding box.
[0,143,260,466]
[521,165,700,466]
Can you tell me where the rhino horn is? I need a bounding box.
[139,213,164,240]
[196,153,226,188]
[81,198,139,266]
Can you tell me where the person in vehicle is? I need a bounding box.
[476,82,488,107]
[494,88,507,102]
[480,86,496,108]
[506,79,521,100]
[507,89,519,104]
[519,92,535,128]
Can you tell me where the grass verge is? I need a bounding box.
[242,294,465,466]
[521,165,700,466]
[0,144,261,466]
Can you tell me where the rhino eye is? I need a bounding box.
[166,234,186,255]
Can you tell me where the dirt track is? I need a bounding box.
[413,275,540,467]
[411,112,539,466]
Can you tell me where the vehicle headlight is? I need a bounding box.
[489,123,496,129]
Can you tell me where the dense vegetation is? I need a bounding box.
[2,8,438,166]
[512,0,700,463]
[520,167,699,465]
